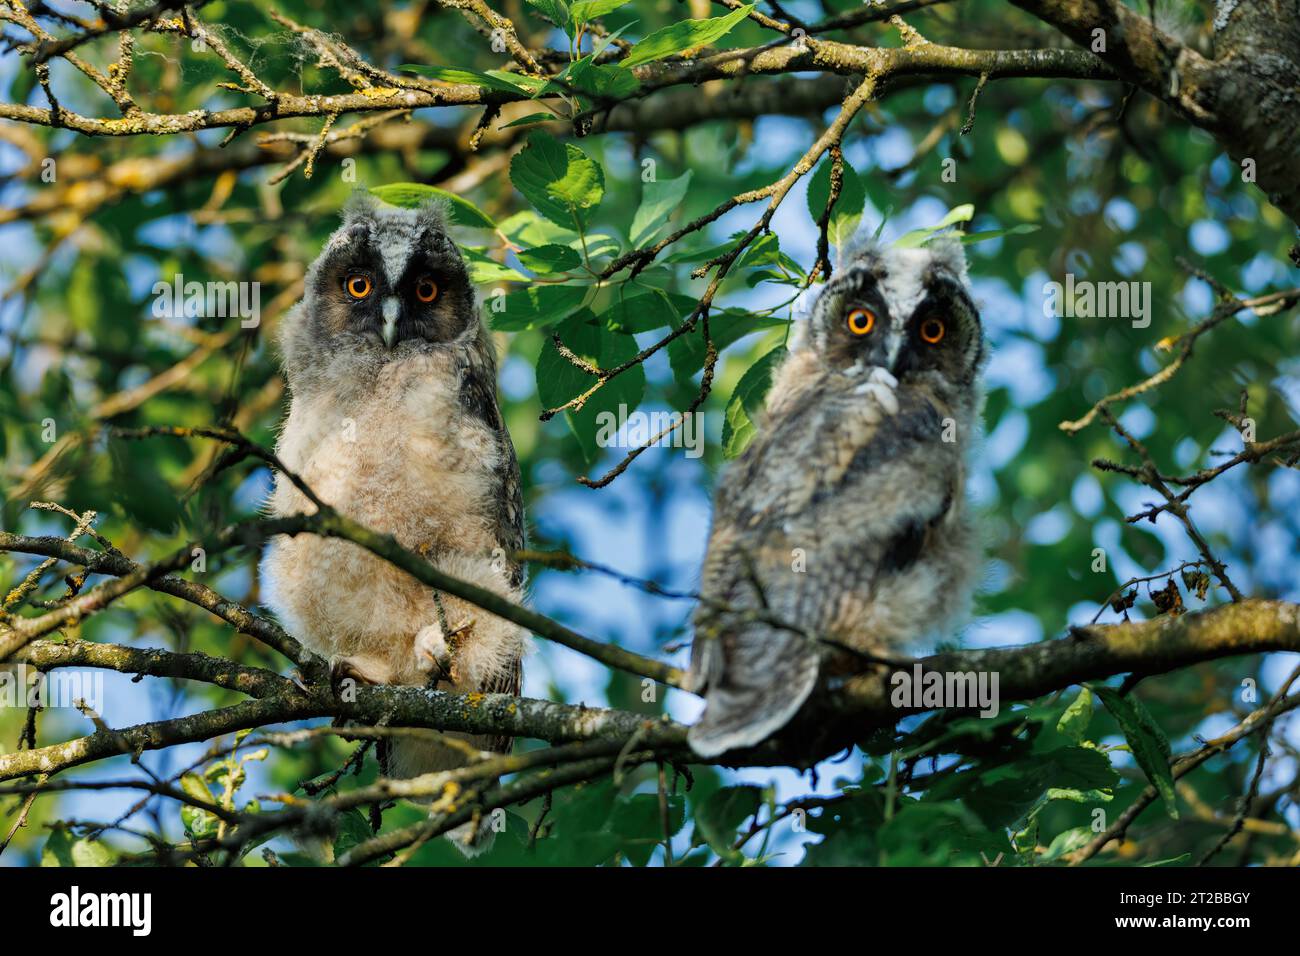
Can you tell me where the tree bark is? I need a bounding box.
[1012,0,1300,228]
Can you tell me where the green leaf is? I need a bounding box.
[369,183,496,229]
[722,346,786,458]
[499,210,580,247]
[502,74,569,98]
[1040,826,1092,863]
[619,5,754,69]
[488,284,588,332]
[930,763,1051,829]
[1045,745,1119,791]
[694,785,763,859]
[959,224,1040,244]
[536,311,646,462]
[877,802,1009,866]
[40,826,75,867]
[1056,687,1094,743]
[1045,787,1114,804]
[462,246,530,283]
[525,0,570,30]
[571,0,629,22]
[806,155,866,248]
[564,58,641,99]
[609,792,685,839]
[108,439,181,534]
[332,808,374,861]
[580,234,623,259]
[41,826,115,867]
[738,232,782,269]
[607,792,685,865]
[499,111,555,130]
[179,771,221,840]
[518,243,582,274]
[399,64,533,95]
[1093,686,1178,819]
[1129,691,1173,761]
[893,203,975,248]
[630,170,692,248]
[509,131,605,228]
[604,290,682,334]
[800,790,886,865]
[498,210,620,259]
[668,309,787,385]
[590,20,638,59]
[204,758,246,791]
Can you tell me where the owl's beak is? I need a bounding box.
[885,334,905,374]
[381,296,400,348]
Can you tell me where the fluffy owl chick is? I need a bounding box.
[261,194,527,798]
[688,235,985,758]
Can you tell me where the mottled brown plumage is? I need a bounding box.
[688,236,985,757]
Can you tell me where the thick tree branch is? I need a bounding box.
[839,599,1300,718]
[0,13,1111,139]
[3,598,1296,782]
[1012,0,1300,226]
[0,683,683,782]
[16,639,295,700]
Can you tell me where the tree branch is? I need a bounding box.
[1011,0,1300,226]
[4,598,1296,782]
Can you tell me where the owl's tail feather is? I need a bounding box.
[445,819,496,858]
[687,628,821,759]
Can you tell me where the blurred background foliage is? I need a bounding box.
[1,0,1298,866]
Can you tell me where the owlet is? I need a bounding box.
[688,236,985,757]
[261,195,527,805]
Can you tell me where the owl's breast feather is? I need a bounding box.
[270,352,504,552]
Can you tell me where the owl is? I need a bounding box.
[687,235,985,758]
[260,194,527,818]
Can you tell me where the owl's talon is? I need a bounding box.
[414,623,453,678]
[868,366,898,389]
[330,655,392,694]
[854,372,899,415]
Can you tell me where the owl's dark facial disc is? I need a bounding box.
[308,208,475,351]
[808,249,983,388]
[810,265,896,372]
[892,275,984,386]
[388,232,475,345]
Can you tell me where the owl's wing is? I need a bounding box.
[456,340,525,757]
[689,383,954,758]
[456,344,526,586]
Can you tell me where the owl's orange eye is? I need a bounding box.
[415,276,439,303]
[345,274,372,299]
[846,307,875,336]
[920,317,946,344]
